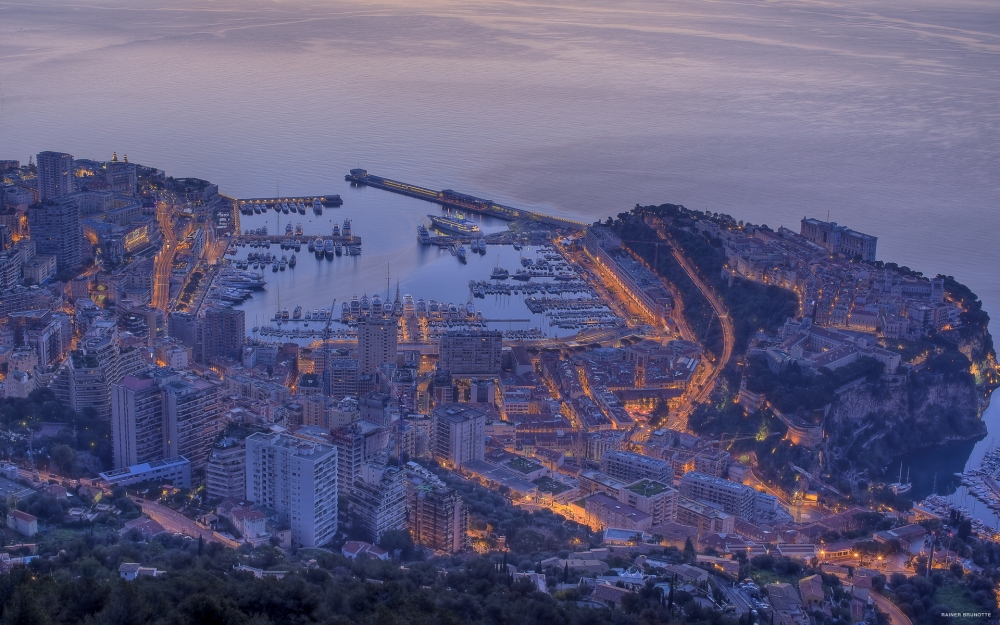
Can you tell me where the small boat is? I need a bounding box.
[289,254,297,268]
[280,255,287,270]
[293,306,302,319]
[298,203,306,215]
[343,219,352,236]
[295,224,303,236]
[294,240,301,252]
[333,224,340,237]
[324,239,334,258]
[348,245,360,255]
[285,223,293,236]
[314,238,325,257]
[282,203,290,214]
[416,298,427,316]
[272,261,279,272]
[308,239,315,252]
[313,200,323,215]
[466,301,475,316]
[457,245,467,262]
[417,224,430,244]
[335,243,343,256]
[512,269,530,281]
[340,302,349,318]
[304,311,312,321]
[470,239,479,253]
[281,308,290,320]
[403,295,415,317]
[478,238,487,254]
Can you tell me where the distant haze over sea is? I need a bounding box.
[1,0,997,312]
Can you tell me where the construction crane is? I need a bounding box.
[322,296,336,397]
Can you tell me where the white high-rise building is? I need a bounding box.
[430,404,485,469]
[246,432,338,548]
[36,151,75,200]
[351,462,406,543]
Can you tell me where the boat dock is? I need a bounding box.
[236,195,342,211]
[233,234,361,246]
[345,169,586,230]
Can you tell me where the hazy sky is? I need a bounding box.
[1,0,998,306]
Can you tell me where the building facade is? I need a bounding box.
[245,432,338,548]
[36,151,75,200]
[431,404,486,468]
[358,317,398,374]
[28,197,83,274]
[678,471,756,519]
[438,331,502,377]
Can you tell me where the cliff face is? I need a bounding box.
[822,375,987,474]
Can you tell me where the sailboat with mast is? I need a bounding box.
[890,463,912,495]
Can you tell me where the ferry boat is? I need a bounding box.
[293,306,302,319]
[456,245,467,262]
[289,254,296,268]
[324,239,334,258]
[343,219,352,237]
[403,295,415,317]
[427,213,480,235]
[417,224,430,245]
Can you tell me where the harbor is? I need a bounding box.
[226,193,621,343]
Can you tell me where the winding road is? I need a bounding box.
[872,592,914,625]
[652,223,736,426]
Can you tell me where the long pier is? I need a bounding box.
[345,169,586,230]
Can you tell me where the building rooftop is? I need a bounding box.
[626,479,670,497]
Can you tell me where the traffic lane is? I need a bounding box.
[132,498,236,547]
[872,592,913,625]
